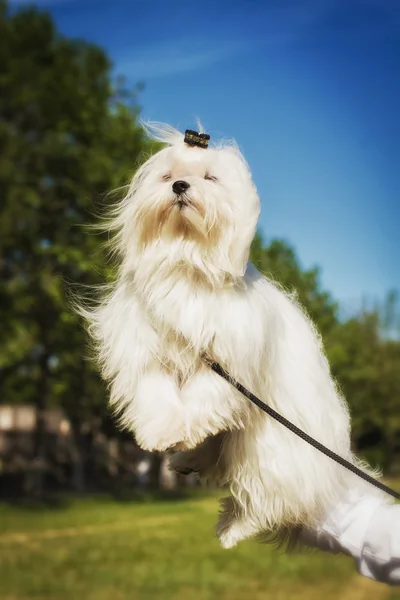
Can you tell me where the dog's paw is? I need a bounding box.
[168,441,190,452]
[169,451,199,476]
[135,414,186,453]
[137,432,185,453]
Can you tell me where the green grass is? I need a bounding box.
[1,492,399,600]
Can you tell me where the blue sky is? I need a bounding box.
[11,0,400,314]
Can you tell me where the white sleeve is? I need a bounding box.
[302,488,400,585]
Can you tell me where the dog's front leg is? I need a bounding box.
[180,368,246,450]
[131,368,186,452]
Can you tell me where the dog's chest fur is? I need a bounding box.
[135,264,263,393]
[158,329,201,387]
[134,268,230,385]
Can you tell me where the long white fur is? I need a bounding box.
[81,122,387,549]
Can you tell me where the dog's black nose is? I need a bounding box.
[172,180,190,195]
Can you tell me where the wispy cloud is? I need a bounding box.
[115,38,251,80]
[115,2,323,83]
[113,2,338,82]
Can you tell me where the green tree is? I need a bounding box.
[250,233,338,337]
[379,289,400,340]
[327,311,400,471]
[0,1,154,493]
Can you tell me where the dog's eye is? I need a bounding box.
[204,173,218,182]
[162,173,172,181]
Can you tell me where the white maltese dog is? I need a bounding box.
[82,122,380,549]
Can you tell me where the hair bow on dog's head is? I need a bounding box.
[184,129,210,149]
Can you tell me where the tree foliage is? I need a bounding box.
[251,233,338,337]
[0,1,158,491]
[327,314,400,470]
[0,1,151,402]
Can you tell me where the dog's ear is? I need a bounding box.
[216,215,258,278]
[231,219,258,277]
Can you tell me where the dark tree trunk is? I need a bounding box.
[28,349,50,498]
[384,430,397,476]
[69,358,90,493]
[148,452,163,489]
[70,420,86,493]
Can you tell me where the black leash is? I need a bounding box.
[203,357,400,502]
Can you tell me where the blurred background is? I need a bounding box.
[0,0,399,598]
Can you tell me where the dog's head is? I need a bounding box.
[112,122,260,280]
